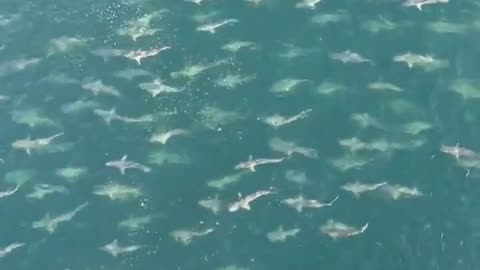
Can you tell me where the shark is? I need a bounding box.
[149,129,189,144]
[228,189,275,212]
[266,225,301,242]
[198,195,223,215]
[440,144,479,160]
[94,108,152,125]
[82,80,121,97]
[330,50,373,64]
[340,181,387,198]
[32,202,88,234]
[402,0,448,10]
[12,133,64,155]
[295,0,322,9]
[140,79,184,97]
[185,0,206,4]
[282,195,339,212]
[196,19,239,34]
[320,219,369,239]
[170,228,214,245]
[235,155,285,172]
[100,239,142,257]
[0,243,25,258]
[124,46,170,64]
[261,108,312,128]
[105,155,151,175]
[393,52,448,70]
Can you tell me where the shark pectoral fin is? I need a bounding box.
[250,166,255,172]
[243,204,251,210]
[120,168,126,175]
[47,224,56,234]
[26,148,31,155]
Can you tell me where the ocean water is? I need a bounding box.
[0,0,479,269]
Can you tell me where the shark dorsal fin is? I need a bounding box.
[121,155,127,161]
[248,155,253,161]
[237,192,242,198]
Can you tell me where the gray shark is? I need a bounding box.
[94,108,152,125]
[100,239,143,257]
[196,19,239,34]
[403,0,448,10]
[320,219,368,239]
[282,195,339,212]
[12,133,64,155]
[228,189,275,212]
[0,243,24,258]
[340,181,387,198]
[105,155,151,174]
[441,144,478,160]
[235,155,285,172]
[32,202,88,234]
[266,225,301,242]
[124,46,170,64]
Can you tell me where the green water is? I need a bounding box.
[0,0,479,269]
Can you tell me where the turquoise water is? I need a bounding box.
[0,0,479,269]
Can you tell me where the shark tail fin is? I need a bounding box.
[329,195,340,206]
[361,223,369,233]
